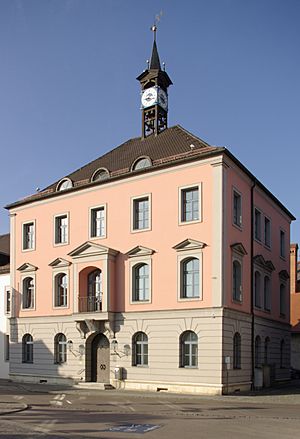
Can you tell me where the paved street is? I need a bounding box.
[1,380,300,438]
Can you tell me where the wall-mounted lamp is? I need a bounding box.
[67,340,73,352]
[78,344,85,356]
[111,339,118,352]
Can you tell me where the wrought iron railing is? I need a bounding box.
[78,295,102,313]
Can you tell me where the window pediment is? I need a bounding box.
[49,258,71,268]
[253,254,275,272]
[173,239,207,252]
[68,241,118,259]
[230,242,247,256]
[126,246,155,258]
[17,263,38,272]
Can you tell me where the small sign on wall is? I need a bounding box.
[225,356,231,370]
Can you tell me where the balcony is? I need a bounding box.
[78,295,102,313]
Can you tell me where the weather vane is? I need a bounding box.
[151,10,163,41]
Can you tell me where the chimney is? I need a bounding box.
[290,243,298,294]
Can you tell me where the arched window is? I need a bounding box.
[91,168,110,182]
[264,276,271,311]
[181,258,199,298]
[264,337,270,365]
[88,269,102,311]
[233,332,241,369]
[57,178,72,191]
[54,333,67,364]
[22,334,33,363]
[232,260,242,301]
[132,157,152,171]
[280,284,286,316]
[132,332,148,366]
[254,271,261,308]
[280,339,285,368]
[22,277,34,309]
[180,331,198,368]
[133,263,149,302]
[55,273,68,307]
[255,335,261,367]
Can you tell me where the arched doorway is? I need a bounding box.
[88,333,110,383]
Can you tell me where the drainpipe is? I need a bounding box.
[250,179,256,390]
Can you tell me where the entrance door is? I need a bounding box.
[91,333,110,383]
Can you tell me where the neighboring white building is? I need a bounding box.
[0,234,10,379]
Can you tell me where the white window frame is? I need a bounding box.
[89,204,107,240]
[52,270,69,309]
[54,212,69,246]
[20,273,36,311]
[22,220,36,252]
[129,256,152,304]
[4,286,11,315]
[177,251,203,301]
[232,188,242,229]
[178,183,202,225]
[131,193,152,233]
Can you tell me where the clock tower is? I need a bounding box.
[137,26,173,138]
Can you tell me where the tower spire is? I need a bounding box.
[149,25,161,70]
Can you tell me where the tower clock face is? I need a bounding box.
[158,88,168,110]
[141,87,158,108]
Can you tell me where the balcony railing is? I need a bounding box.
[78,295,102,313]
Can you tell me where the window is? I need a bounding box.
[280,283,286,316]
[133,197,149,231]
[22,277,34,309]
[280,339,285,368]
[254,209,261,241]
[87,269,102,311]
[132,264,149,302]
[132,157,152,170]
[180,331,198,368]
[91,168,109,182]
[264,337,270,365]
[132,332,148,366]
[264,217,271,247]
[90,206,105,238]
[22,334,33,363]
[55,214,68,244]
[54,333,67,364]
[255,335,261,367]
[233,332,241,369]
[5,287,10,313]
[181,187,199,222]
[233,191,242,227]
[280,230,285,258]
[254,271,261,308]
[4,335,9,362]
[181,258,199,298]
[54,273,68,307]
[57,178,72,191]
[23,222,35,250]
[264,276,271,311]
[232,260,242,302]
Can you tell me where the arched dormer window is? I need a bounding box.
[91,168,110,182]
[56,178,73,192]
[131,157,152,171]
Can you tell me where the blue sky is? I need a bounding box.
[0,0,299,244]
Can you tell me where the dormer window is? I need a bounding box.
[91,168,110,182]
[132,157,152,171]
[57,178,73,192]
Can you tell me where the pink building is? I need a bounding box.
[6,34,294,394]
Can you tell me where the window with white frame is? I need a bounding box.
[181,186,199,222]
[264,217,271,247]
[132,332,148,366]
[232,260,242,302]
[54,333,67,364]
[280,283,286,316]
[280,230,285,258]
[264,275,271,311]
[254,209,262,241]
[90,206,105,238]
[55,214,68,244]
[22,277,34,309]
[22,334,33,363]
[132,263,149,302]
[23,222,35,250]
[181,257,199,298]
[233,332,241,369]
[233,190,242,227]
[254,270,261,308]
[133,197,149,231]
[5,287,10,314]
[54,273,68,307]
[180,331,198,368]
